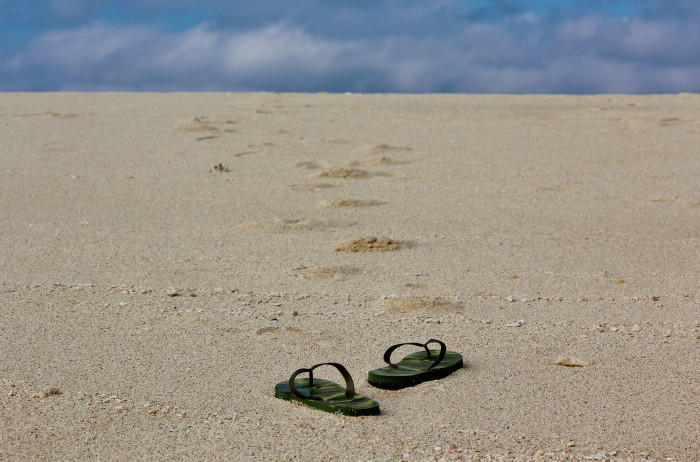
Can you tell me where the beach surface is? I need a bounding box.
[1,93,698,461]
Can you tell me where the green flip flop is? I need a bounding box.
[275,362,380,416]
[368,339,463,389]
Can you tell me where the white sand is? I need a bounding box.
[0,93,698,461]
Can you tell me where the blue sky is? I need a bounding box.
[2,0,699,93]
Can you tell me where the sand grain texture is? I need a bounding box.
[0,93,698,461]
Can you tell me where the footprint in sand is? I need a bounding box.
[255,327,279,335]
[385,296,461,313]
[614,114,655,133]
[289,183,336,192]
[39,146,73,153]
[658,117,699,128]
[317,168,392,179]
[262,129,291,135]
[237,217,352,233]
[47,111,78,119]
[231,143,274,156]
[536,185,578,193]
[319,199,385,208]
[173,117,238,139]
[173,117,219,133]
[660,117,683,127]
[294,266,360,280]
[318,168,372,179]
[362,144,411,154]
[404,283,454,294]
[256,326,314,336]
[196,135,221,141]
[349,156,408,167]
[649,198,679,204]
[295,161,322,170]
[12,111,78,119]
[335,237,403,252]
[234,151,259,157]
[619,115,699,132]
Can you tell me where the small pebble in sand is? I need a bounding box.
[506,295,516,302]
[290,310,299,316]
[556,356,591,367]
[506,319,526,327]
[166,288,179,297]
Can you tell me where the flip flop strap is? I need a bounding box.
[288,362,355,401]
[383,339,447,369]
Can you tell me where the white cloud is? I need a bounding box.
[2,13,700,93]
[222,24,346,74]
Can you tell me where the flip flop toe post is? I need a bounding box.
[275,362,380,416]
[368,339,463,389]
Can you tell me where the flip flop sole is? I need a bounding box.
[275,378,380,416]
[368,350,463,389]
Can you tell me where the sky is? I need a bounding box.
[1,0,699,93]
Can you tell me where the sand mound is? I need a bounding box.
[173,117,219,132]
[556,356,592,367]
[238,218,347,233]
[295,161,321,169]
[387,296,459,313]
[349,156,407,167]
[289,183,336,191]
[362,144,411,154]
[318,168,370,179]
[320,199,385,208]
[335,237,402,252]
[297,266,360,280]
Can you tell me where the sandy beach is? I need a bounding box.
[0,92,698,461]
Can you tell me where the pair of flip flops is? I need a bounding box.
[274,339,462,416]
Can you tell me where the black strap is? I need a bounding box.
[383,339,447,369]
[288,362,355,401]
